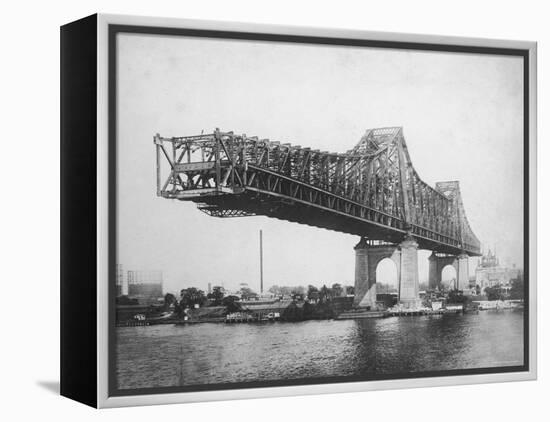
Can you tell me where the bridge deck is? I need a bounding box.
[155,128,481,257]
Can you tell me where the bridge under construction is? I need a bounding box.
[155,127,481,309]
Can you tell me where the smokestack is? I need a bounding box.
[260,230,264,294]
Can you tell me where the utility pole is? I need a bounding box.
[260,230,264,295]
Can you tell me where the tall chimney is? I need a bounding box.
[260,230,264,294]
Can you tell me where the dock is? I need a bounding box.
[117,320,151,327]
[335,309,388,320]
[335,306,463,320]
[225,311,280,323]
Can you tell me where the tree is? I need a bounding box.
[292,286,305,295]
[207,285,225,305]
[163,293,177,310]
[180,287,206,308]
[222,295,242,313]
[239,287,258,300]
[291,286,306,300]
[307,285,319,302]
[345,285,355,295]
[331,283,344,297]
[509,274,524,300]
[278,286,293,297]
[319,284,333,302]
[484,284,505,301]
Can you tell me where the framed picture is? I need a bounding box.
[60,14,537,408]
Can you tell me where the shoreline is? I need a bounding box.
[116,306,523,327]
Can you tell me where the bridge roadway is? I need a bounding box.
[155,127,482,308]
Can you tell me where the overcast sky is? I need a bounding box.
[116,33,523,294]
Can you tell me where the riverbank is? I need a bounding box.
[116,311,525,390]
[116,298,523,326]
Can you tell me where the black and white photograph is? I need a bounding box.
[110,24,530,396]
[4,0,549,419]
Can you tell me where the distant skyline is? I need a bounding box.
[116,33,524,294]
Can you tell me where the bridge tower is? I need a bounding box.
[354,238,400,309]
[353,235,421,309]
[428,252,470,291]
[399,236,421,308]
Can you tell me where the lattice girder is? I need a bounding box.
[154,128,481,256]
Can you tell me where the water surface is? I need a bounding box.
[116,311,524,390]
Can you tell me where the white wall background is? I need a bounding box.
[0,0,547,420]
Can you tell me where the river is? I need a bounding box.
[116,311,524,390]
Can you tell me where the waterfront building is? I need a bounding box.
[475,249,520,292]
[116,264,127,296]
[127,270,163,304]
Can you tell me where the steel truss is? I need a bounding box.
[154,127,481,256]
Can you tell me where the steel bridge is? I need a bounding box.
[154,127,480,257]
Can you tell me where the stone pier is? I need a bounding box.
[354,236,473,308]
[354,236,423,309]
[457,253,470,291]
[428,252,458,290]
[353,238,400,309]
[427,251,470,292]
[398,236,421,309]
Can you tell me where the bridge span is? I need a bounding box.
[155,127,481,308]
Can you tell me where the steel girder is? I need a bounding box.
[154,128,481,256]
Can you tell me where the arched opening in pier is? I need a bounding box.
[441,265,457,290]
[376,258,398,294]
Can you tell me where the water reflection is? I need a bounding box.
[116,311,523,390]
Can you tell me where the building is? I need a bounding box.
[115,264,127,296]
[127,270,163,304]
[475,249,520,292]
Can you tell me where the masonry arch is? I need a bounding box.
[376,257,399,293]
[441,264,458,289]
[354,242,401,308]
